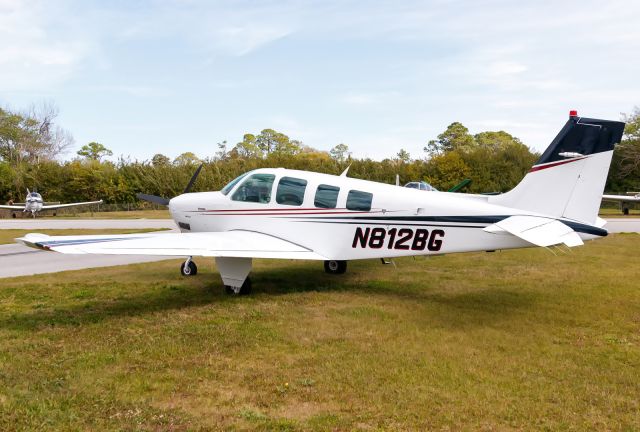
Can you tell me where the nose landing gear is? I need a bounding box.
[180,257,198,276]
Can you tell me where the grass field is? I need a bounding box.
[599,207,640,217]
[48,209,171,219]
[0,229,167,245]
[0,234,639,430]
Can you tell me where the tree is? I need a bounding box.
[173,152,200,166]
[330,143,350,162]
[151,153,170,167]
[233,134,262,159]
[425,151,471,190]
[0,103,72,165]
[474,131,523,151]
[396,149,411,163]
[215,141,228,160]
[424,122,475,155]
[77,142,113,161]
[608,107,640,191]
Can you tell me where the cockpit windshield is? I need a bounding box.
[404,181,438,192]
[221,172,252,195]
[28,192,41,198]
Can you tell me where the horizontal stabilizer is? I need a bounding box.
[483,215,584,248]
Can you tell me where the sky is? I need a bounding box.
[1,0,639,161]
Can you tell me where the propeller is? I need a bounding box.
[136,163,204,206]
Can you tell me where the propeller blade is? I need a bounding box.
[136,193,170,206]
[183,163,204,194]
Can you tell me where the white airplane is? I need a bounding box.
[1,189,103,217]
[602,192,640,215]
[17,112,625,295]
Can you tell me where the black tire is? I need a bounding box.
[623,207,630,215]
[324,260,347,274]
[180,260,197,276]
[11,213,16,218]
[225,277,252,296]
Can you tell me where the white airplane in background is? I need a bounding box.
[602,192,640,215]
[17,112,625,295]
[1,189,103,217]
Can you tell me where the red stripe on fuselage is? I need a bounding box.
[529,157,586,173]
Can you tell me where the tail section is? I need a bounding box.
[490,112,625,224]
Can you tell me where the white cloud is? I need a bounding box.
[0,0,92,91]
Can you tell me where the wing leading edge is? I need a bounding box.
[16,230,327,260]
[41,200,103,210]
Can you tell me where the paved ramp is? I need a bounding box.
[603,218,640,233]
[0,243,176,278]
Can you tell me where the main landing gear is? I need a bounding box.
[180,257,198,276]
[324,260,347,275]
[180,257,348,295]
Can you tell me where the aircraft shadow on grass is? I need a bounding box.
[2,267,538,331]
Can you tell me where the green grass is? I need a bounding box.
[0,229,168,245]
[48,209,171,219]
[599,207,640,217]
[0,234,639,430]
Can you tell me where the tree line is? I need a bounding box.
[1,104,638,205]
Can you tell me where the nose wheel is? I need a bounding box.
[180,257,198,276]
[324,260,347,274]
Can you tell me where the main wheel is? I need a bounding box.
[225,277,252,296]
[623,207,630,215]
[180,260,197,276]
[324,260,347,274]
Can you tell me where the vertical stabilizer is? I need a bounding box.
[490,113,625,224]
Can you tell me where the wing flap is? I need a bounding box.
[16,230,327,260]
[483,215,584,247]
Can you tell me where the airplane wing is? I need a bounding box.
[602,194,640,203]
[41,200,103,210]
[16,230,328,260]
[0,204,26,210]
[483,215,584,247]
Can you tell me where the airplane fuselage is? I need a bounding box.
[168,168,603,261]
[25,194,43,215]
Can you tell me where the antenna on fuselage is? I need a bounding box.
[340,165,351,178]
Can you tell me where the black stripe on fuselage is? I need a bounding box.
[283,214,608,237]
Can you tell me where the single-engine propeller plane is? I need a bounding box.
[1,189,103,217]
[17,112,625,295]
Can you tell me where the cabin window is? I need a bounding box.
[346,190,373,211]
[221,172,251,195]
[314,184,340,208]
[276,177,308,206]
[231,173,275,203]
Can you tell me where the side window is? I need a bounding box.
[314,184,340,208]
[346,190,373,211]
[276,177,307,206]
[231,174,275,203]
